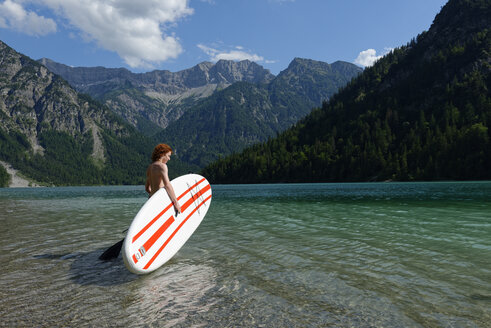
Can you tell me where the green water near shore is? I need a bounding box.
[0,182,490,327]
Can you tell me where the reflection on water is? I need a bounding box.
[128,262,217,327]
[0,182,490,327]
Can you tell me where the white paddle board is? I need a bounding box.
[123,174,212,274]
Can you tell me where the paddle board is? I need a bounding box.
[122,174,212,274]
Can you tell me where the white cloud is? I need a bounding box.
[354,48,394,67]
[0,0,193,68]
[42,0,193,68]
[197,44,265,63]
[0,0,56,36]
[354,49,380,67]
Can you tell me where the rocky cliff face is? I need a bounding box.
[0,40,149,185]
[2,42,115,160]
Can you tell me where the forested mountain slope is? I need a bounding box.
[202,0,491,183]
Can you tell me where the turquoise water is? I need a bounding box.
[0,182,490,327]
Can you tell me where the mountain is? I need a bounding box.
[0,40,189,187]
[154,58,362,167]
[40,56,362,168]
[0,38,361,186]
[202,0,491,183]
[39,58,275,135]
[270,58,362,105]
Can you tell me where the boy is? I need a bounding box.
[145,143,181,214]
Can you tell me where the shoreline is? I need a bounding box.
[0,160,40,188]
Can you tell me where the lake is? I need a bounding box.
[0,182,490,327]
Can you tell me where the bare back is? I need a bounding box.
[146,162,169,197]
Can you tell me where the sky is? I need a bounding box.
[0,0,449,75]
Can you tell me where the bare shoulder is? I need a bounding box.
[149,162,167,173]
[148,162,162,168]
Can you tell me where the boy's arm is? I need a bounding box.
[161,164,181,214]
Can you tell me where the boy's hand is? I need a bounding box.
[174,202,181,216]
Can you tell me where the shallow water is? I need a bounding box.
[0,182,490,327]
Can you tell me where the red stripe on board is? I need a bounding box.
[132,178,206,243]
[132,254,138,264]
[142,215,175,255]
[132,203,173,243]
[181,184,211,213]
[143,194,212,270]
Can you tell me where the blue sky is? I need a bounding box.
[0,0,448,75]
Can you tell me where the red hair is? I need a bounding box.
[151,143,172,162]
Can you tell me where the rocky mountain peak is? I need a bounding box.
[287,57,328,69]
[272,57,362,105]
[210,59,275,84]
[40,58,274,91]
[280,57,363,78]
